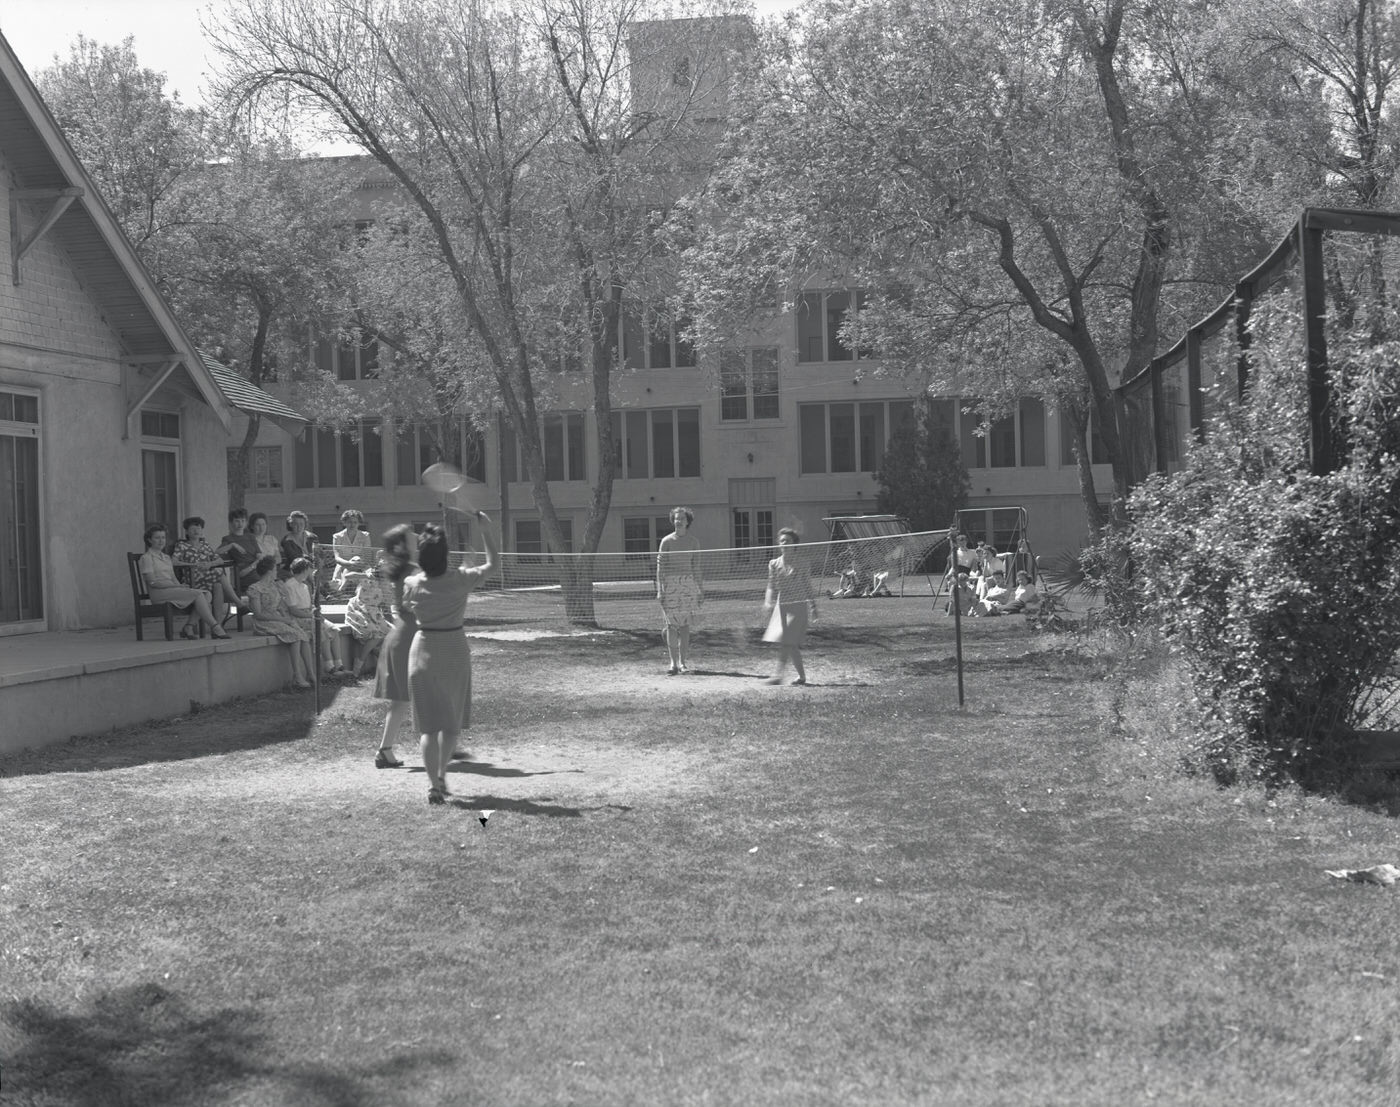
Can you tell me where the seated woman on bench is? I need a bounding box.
[137,523,228,640]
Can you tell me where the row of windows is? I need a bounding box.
[241,396,1115,493]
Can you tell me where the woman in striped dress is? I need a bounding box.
[402,517,500,805]
[762,527,819,686]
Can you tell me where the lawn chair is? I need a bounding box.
[128,552,176,641]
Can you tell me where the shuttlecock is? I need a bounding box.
[478,810,494,827]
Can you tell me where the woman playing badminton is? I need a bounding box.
[656,506,704,675]
[762,527,818,685]
[402,516,499,806]
[369,524,418,769]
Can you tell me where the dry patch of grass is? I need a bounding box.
[2,612,1399,1105]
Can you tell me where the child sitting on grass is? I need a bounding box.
[344,566,394,677]
[282,556,350,679]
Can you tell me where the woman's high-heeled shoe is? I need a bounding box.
[374,749,403,769]
[427,786,445,806]
[179,625,197,640]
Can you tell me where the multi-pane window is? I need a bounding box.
[798,400,913,474]
[294,419,384,488]
[501,413,586,483]
[623,516,674,554]
[719,347,780,422]
[960,398,1047,469]
[396,418,486,486]
[796,291,871,364]
[313,329,379,381]
[227,446,284,490]
[609,408,701,479]
[515,518,573,554]
[140,410,180,439]
[621,307,696,369]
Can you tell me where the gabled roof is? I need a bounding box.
[0,32,232,431]
[201,355,308,436]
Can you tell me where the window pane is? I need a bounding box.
[889,400,915,433]
[858,402,885,471]
[648,313,672,369]
[674,316,696,367]
[827,291,852,361]
[796,292,824,363]
[621,307,644,369]
[652,410,675,478]
[295,429,314,488]
[677,408,700,477]
[609,412,623,475]
[756,509,774,547]
[989,415,1016,467]
[1019,397,1046,467]
[316,427,338,488]
[314,338,333,375]
[337,337,357,381]
[623,517,651,553]
[829,402,856,472]
[9,394,39,422]
[340,429,362,486]
[928,398,956,445]
[626,411,649,479]
[752,347,780,419]
[799,405,826,473]
[515,520,542,554]
[960,405,986,469]
[732,508,751,548]
[720,350,747,422]
[360,333,379,379]
[543,415,565,481]
[501,421,518,483]
[362,420,383,486]
[396,424,418,486]
[566,413,585,481]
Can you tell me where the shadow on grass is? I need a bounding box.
[445,793,594,817]
[0,683,362,779]
[405,760,578,780]
[3,982,448,1105]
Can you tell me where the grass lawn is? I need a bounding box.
[2,603,1398,1105]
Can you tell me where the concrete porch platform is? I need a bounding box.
[0,624,303,756]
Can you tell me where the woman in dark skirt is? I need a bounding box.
[370,524,419,769]
[401,516,500,805]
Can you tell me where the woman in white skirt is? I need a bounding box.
[762,527,818,685]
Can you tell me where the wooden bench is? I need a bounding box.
[127,552,176,641]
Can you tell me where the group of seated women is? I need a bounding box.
[137,506,389,687]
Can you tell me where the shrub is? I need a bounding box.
[1127,310,1400,786]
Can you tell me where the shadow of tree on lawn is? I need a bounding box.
[2,982,451,1106]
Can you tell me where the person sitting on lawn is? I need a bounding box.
[994,570,1041,615]
[974,569,1013,616]
[344,565,394,677]
[281,556,349,678]
[945,571,976,617]
[246,554,313,689]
